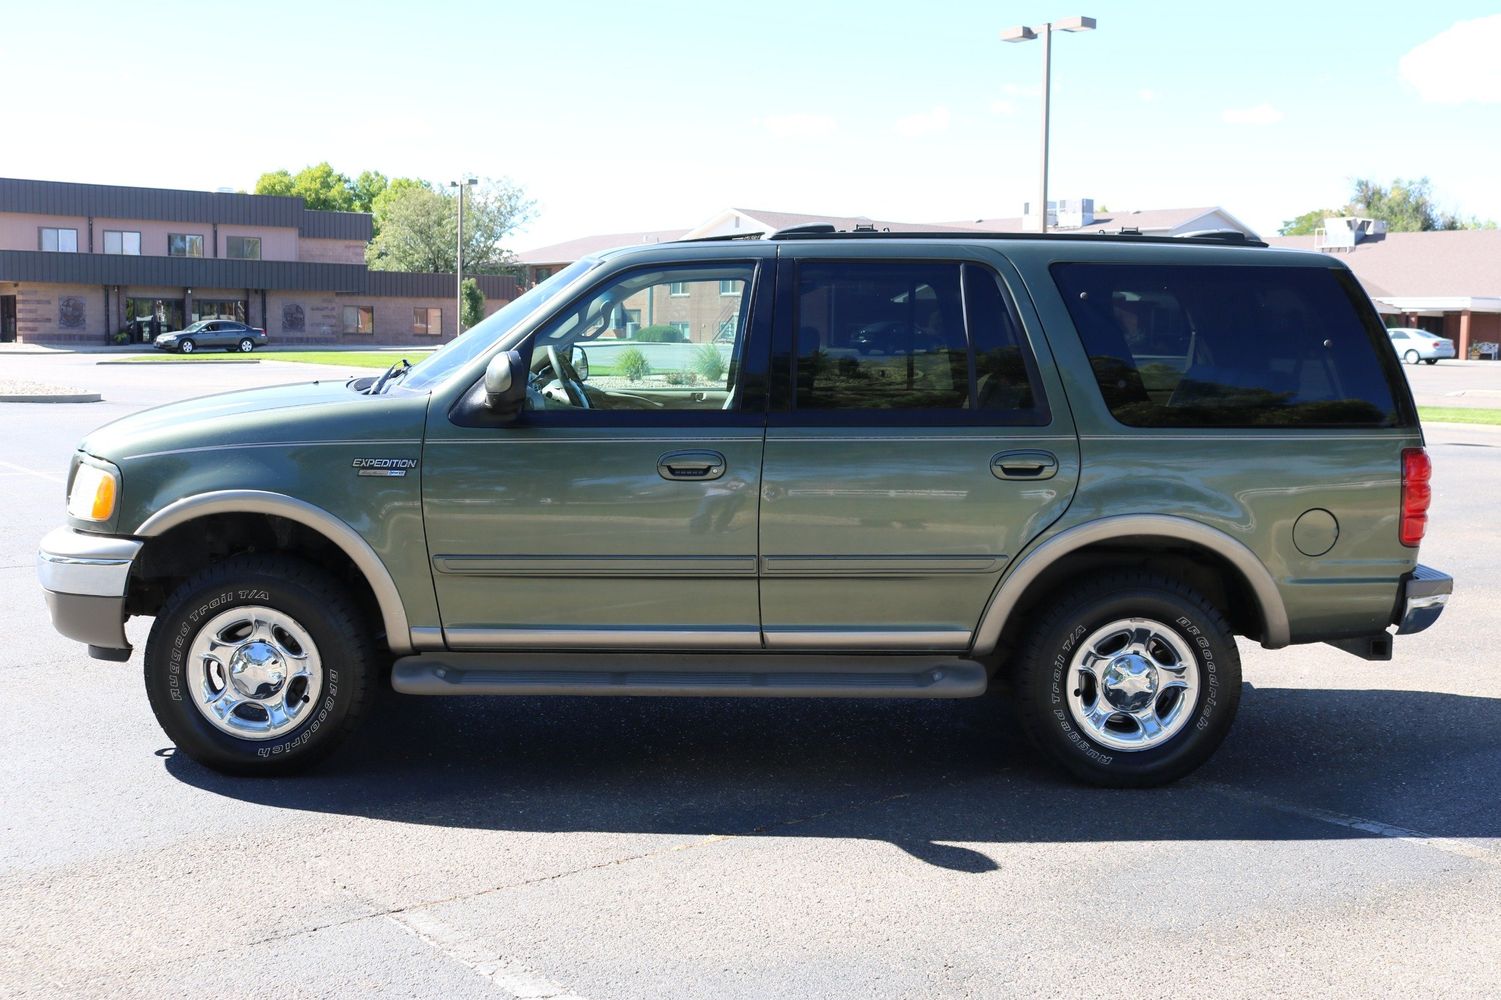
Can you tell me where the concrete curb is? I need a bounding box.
[0,392,102,403]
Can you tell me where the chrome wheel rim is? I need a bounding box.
[1066,617,1199,752]
[239,339,253,352]
[186,605,323,741]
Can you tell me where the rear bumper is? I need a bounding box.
[1395,564,1452,635]
[37,526,141,658]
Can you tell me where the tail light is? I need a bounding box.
[1400,447,1431,547]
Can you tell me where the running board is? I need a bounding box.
[391,652,988,699]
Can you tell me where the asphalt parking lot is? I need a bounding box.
[2,354,1499,999]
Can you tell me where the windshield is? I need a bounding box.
[402,259,598,392]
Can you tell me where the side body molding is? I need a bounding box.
[134,490,415,655]
[969,513,1291,655]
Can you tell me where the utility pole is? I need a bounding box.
[449,177,477,334]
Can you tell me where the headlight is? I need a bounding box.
[67,464,119,522]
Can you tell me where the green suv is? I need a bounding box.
[37,229,1451,786]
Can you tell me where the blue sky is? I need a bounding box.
[5,1,1499,248]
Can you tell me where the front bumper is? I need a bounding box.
[1395,563,1452,635]
[37,526,142,659]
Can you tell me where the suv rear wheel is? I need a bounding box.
[143,554,376,775]
[1014,572,1241,787]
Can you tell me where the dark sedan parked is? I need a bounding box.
[154,320,268,354]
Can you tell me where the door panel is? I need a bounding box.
[423,427,764,646]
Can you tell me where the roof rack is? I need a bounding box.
[672,231,766,244]
[765,228,1268,248]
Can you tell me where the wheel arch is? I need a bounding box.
[133,490,414,654]
[971,514,1290,657]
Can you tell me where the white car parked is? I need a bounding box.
[1387,327,1456,365]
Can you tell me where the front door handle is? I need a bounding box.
[991,450,1058,481]
[658,450,727,482]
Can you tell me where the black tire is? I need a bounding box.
[1424,358,1438,365]
[143,554,376,775]
[179,339,196,354]
[1404,350,1419,365]
[237,338,254,353]
[1013,572,1242,788]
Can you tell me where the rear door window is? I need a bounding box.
[790,260,1047,423]
[1051,263,1412,428]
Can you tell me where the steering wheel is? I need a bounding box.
[546,345,590,408]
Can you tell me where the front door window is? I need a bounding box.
[528,263,758,414]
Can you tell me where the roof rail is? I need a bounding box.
[1175,229,1256,244]
[672,231,766,244]
[766,229,1269,248]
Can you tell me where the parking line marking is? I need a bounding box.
[0,458,63,482]
[1201,781,1501,866]
[387,909,591,1000]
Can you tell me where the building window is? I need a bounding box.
[168,233,204,258]
[225,236,262,260]
[103,230,141,255]
[669,281,688,297]
[343,305,375,334]
[39,228,78,253]
[670,321,692,340]
[192,299,247,323]
[534,267,553,282]
[720,279,740,296]
[413,307,443,335]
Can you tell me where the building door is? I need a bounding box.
[757,254,1079,651]
[0,296,15,343]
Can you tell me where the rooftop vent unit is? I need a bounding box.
[1316,216,1388,252]
[1024,197,1094,231]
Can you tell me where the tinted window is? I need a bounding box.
[793,261,1045,421]
[1051,263,1410,428]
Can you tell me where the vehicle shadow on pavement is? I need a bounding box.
[164,683,1501,872]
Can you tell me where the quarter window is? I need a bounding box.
[40,227,78,252]
[168,234,204,258]
[103,230,141,255]
[226,236,262,260]
[1051,263,1410,428]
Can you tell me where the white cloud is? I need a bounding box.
[758,113,837,139]
[1138,89,1155,103]
[896,106,952,138]
[990,99,1016,116]
[1399,14,1501,104]
[1221,103,1284,126]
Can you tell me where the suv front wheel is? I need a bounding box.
[1014,572,1242,787]
[143,554,376,775]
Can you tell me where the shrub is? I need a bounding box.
[618,347,651,381]
[692,343,726,382]
[635,324,686,343]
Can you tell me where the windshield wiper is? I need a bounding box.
[370,358,411,395]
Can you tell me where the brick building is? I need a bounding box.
[0,177,517,347]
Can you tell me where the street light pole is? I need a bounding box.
[1002,16,1096,234]
[449,177,477,334]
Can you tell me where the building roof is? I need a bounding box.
[517,229,691,264]
[1266,230,1501,298]
[0,177,373,241]
[936,206,1248,236]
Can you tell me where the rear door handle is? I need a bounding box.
[991,450,1058,481]
[658,450,727,482]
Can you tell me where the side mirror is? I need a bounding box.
[570,346,589,381]
[483,350,528,414]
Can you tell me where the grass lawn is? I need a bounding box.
[1419,406,1501,426]
[123,350,432,369]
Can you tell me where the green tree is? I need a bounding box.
[461,278,485,331]
[366,177,536,274]
[350,170,389,214]
[1278,208,1338,236]
[1281,177,1483,235]
[253,163,355,212]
